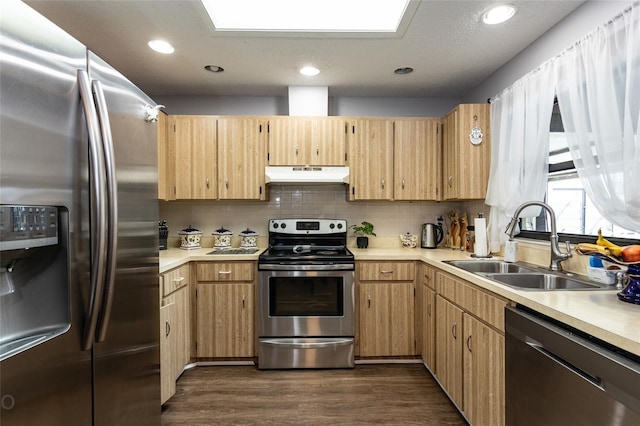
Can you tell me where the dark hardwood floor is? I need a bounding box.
[161,363,468,425]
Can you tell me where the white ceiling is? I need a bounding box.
[25,0,585,98]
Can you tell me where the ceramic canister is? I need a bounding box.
[179,225,202,250]
[239,228,259,248]
[212,227,233,249]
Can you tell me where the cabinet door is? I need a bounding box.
[217,118,267,200]
[442,104,491,200]
[456,104,491,199]
[463,314,505,426]
[347,119,394,200]
[173,286,190,375]
[312,118,346,165]
[172,115,217,199]
[196,283,254,358]
[160,301,176,405]
[359,282,415,357]
[157,112,175,200]
[442,109,459,200]
[423,285,436,370]
[393,119,441,200]
[435,295,463,408]
[268,117,311,165]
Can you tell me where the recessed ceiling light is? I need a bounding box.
[482,5,516,25]
[204,65,225,73]
[200,0,412,33]
[148,40,174,54]
[300,66,320,76]
[394,67,414,75]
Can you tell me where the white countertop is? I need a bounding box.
[159,246,640,357]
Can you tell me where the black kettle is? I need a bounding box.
[421,223,443,249]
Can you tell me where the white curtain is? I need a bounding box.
[554,2,640,232]
[485,63,556,253]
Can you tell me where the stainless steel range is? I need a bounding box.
[258,218,355,369]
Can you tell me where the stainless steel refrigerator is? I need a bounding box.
[0,1,160,424]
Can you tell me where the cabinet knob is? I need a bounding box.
[381,179,385,189]
[316,145,319,156]
[448,176,453,187]
[451,322,457,339]
[242,295,246,309]
[206,178,210,189]
[367,295,371,308]
[295,145,299,156]
[402,179,405,189]
[165,321,171,337]
[466,335,472,352]
[225,177,229,189]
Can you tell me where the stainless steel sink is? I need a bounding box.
[486,273,607,291]
[444,260,611,291]
[444,260,538,274]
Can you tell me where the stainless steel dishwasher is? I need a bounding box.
[505,306,640,426]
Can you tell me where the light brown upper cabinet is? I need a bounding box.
[393,118,441,201]
[442,104,491,200]
[170,115,217,200]
[267,117,346,166]
[217,117,268,200]
[347,118,394,200]
[157,111,175,200]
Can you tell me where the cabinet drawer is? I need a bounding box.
[358,261,415,281]
[196,262,254,282]
[162,264,190,297]
[420,263,437,290]
[436,272,507,332]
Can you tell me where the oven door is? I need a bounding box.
[258,268,354,338]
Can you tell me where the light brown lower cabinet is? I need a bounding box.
[434,270,507,426]
[195,262,255,359]
[435,295,464,407]
[463,314,505,426]
[159,264,191,405]
[160,301,175,404]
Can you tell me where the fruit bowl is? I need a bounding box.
[575,249,640,304]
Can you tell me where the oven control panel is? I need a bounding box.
[269,218,346,234]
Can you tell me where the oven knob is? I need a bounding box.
[273,223,279,229]
[329,223,335,229]
[337,223,343,229]
[281,223,286,229]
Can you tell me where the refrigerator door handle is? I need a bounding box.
[78,70,108,351]
[92,79,118,343]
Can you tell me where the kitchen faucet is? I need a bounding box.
[505,201,572,271]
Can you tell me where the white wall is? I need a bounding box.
[463,1,635,102]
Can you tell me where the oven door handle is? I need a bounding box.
[260,338,353,349]
[259,263,354,271]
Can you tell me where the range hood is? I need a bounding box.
[265,166,349,184]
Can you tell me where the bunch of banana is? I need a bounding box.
[576,242,611,255]
[596,229,624,257]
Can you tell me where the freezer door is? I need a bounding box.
[0,1,92,425]
[87,51,160,426]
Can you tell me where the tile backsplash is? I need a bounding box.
[159,185,487,238]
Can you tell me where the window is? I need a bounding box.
[518,102,640,244]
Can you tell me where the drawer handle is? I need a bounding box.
[218,271,232,275]
[467,335,472,352]
[380,270,394,274]
[173,277,185,282]
[451,323,457,339]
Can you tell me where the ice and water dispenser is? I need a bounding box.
[0,205,70,360]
